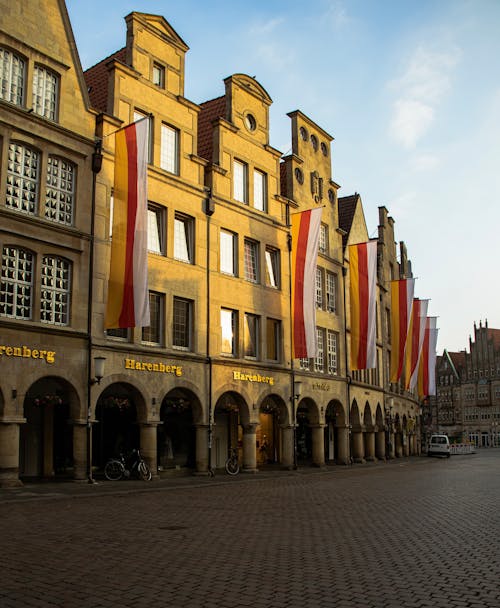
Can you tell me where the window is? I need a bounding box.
[326,271,337,313]
[233,159,248,203]
[266,318,281,361]
[319,224,328,254]
[244,313,259,359]
[299,357,310,371]
[160,123,179,174]
[314,328,324,372]
[6,142,39,215]
[0,47,25,106]
[45,156,75,225]
[147,204,165,254]
[142,292,163,345]
[310,134,319,151]
[244,238,259,283]
[265,246,280,289]
[220,229,237,275]
[32,65,58,120]
[152,63,165,88]
[327,330,338,375]
[253,169,267,212]
[174,213,194,263]
[40,256,71,325]
[106,327,129,340]
[315,267,323,309]
[0,246,33,319]
[134,111,153,163]
[173,297,192,350]
[221,308,237,356]
[244,113,256,131]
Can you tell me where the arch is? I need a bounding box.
[256,394,288,466]
[157,388,202,471]
[20,376,81,479]
[350,399,361,428]
[296,397,320,463]
[212,391,250,469]
[93,381,147,469]
[324,399,346,463]
[363,401,373,429]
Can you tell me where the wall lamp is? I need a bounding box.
[293,380,302,401]
[90,356,106,385]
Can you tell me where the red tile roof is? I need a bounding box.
[197,96,226,162]
[84,48,126,113]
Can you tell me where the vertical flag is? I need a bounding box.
[404,298,429,390]
[390,278,415,382]
[417,317,438,398]
[105,118,149,329]
[291,207,322,358]
[349,240,378,370]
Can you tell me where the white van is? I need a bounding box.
[427,434,451,457]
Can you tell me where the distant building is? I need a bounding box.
[432,321,500,447]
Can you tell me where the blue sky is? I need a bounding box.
[66,0,500,353]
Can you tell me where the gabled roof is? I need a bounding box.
[486,328,500,350]
[84,48,126,113]
[448,350,466,373]
[197,96,226,162]
[337,194,359,248]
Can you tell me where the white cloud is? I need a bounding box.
[248,17,284,36]
[410,153,440,172]
[323,1,351,30]
[388,43,461,148]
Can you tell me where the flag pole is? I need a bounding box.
[287,227,298,470]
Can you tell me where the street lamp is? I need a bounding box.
[87,356,106,483]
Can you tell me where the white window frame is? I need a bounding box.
[265,246,280,289]
[233,159,248,203]
[319,223,328,254]
[221,308,237,356]
[32,65,58,121]
[152,63,165,88]
[244,238,259,283]
[327,330,338,376]
[253,169,267,212]
[174,213,194,263]
[220,229,237,275]
[160,123,179,174]
[315,267,323,309]
[0,47,25,106]
[314,327,325,373]
[326,271,337,313]
[147,203,165,254]
[134,111,153,163]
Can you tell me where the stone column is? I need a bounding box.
[0,419,24,487]
[364,430,376,461]
[241,423,258,473]
[194,423,209,474]
[352,429,365,463]
[395,432,403,457]
[139,423,159,479]
[311,424,325,468]
[403,433,410,456]
[281,425,294,469]
[336,425,350,465]
[43,406,54,478]
[72,421,87,481]
[375,429,385,460]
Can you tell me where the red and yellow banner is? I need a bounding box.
[390,278,415,382]
[404,298,429,390]
[417,317,438,397]
[291,208,322,358]
[105,119,149,329]
[349,240,377,370]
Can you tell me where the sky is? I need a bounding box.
[65,0,500,353]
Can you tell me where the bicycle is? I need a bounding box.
[225,447,240,475]
[104,448,152,481]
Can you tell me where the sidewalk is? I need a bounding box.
[0,456,431,504]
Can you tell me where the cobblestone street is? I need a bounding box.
[1,452,499,608]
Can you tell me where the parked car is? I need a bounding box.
[428,434,451,457]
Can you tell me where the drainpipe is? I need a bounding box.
[287,222,298,470]
[86,140,103,483]
[204,190,215,476]
[342,264,352,464]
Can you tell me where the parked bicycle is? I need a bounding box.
[225,447,240,475]
[104,448,152,481]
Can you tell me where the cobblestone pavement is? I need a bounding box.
[1,451,500,608]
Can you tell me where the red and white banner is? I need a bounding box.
[291,208,322,358]
[417,317,438,397]
[105,118,149,329]
[404,298,429,390]
[390,278,415,382]
[348,240,378,370]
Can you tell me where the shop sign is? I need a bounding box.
[124,358,183,376]
[0,344,55,364]
[233,370,274,385]
[312,382,330,392]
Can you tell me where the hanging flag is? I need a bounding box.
[291,207,323,358]
[417,317,438,398]
[105,118,150,329]
[390,278,415,382]
[349,240,378,370]
[404,298,429,390]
